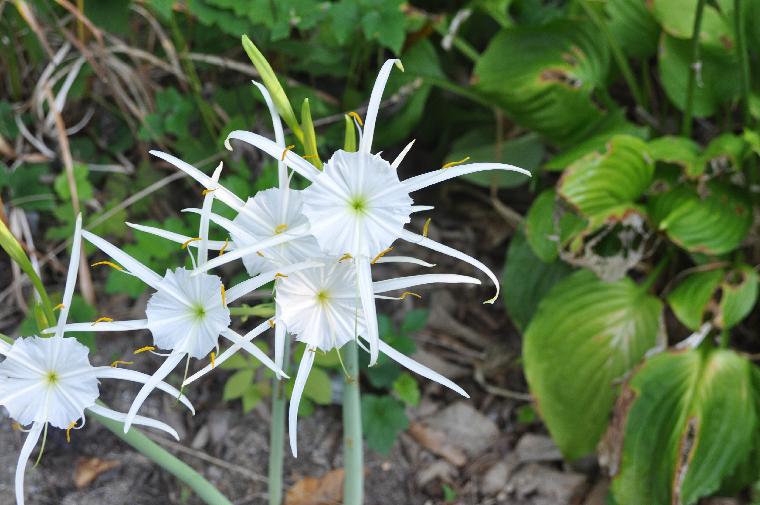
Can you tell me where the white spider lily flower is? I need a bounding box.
[275,261,479,457]
[3,215,191,505]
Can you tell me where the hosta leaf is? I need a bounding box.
[700,133,748,171]
[524,189,587,262]
[648,136,702,177]
[524,270,662,459]
[475,21,612,148]
[648,181,752,255]
[558,136,653,226]
[717,265,758,329]
[649,0,734,50]
[611,349,756,505]
[606,0,660,58]
[503,231,573,331]
[666,269,724,331]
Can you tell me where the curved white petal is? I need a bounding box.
[360,59,402,154]
[220,328,285,377]
[87,403,179,441]
[182,208,258,241]
[123,352,185,433]
[52,319,149,333]
[226,260,323,305]
[410,205,434,213]
[252,81,287,188]
[94,367,194,414]
[15,421,43,505]
[399,229,499,303]
[373,274,481,294]
[289,347,316,457]
[374,256,436,268]
[82,230,163,291]
[150,150,245,210]
[127,222,227,250]
[199,162,224,266]
[54,214,83,338]
[368,337,469,398]
[391,139,415,170]
[224,130,319,182]
[356,258,379,366]
[273,319,288,380]
[402,162,531,194]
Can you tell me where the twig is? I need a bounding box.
[473,365,533,401]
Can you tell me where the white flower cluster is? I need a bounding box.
[1,59,528,504]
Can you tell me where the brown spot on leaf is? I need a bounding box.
[720,35,734,51]
[540,69,582,88]
[672,417,699,505]
[598,386,637,477]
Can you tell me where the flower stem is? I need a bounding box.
[640,251,673,293]
[681,0,707,137]
[343,340,363,505]
[735,0,752,126]
[90,405,233,505]
[268,337,290,505]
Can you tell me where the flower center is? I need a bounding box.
[192,304,207,320]
[45,371,59,386]
[349,196,367,214]
[316,290,330,305]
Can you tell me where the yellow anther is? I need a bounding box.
[134,346,156,354]
[274,223,288,234]
[202,188,216,196]
[221,285,227,306]
[181,237,202,249]
[92,317,113,325]
[256,251,265,257]
[399,291,422,300]
[274,272,288,279]
[210,351,216,369]
[348,111,364,126]
[371,247,395,265]
[422,218,432,238]
[110,360,134,368]
[281,144,296,161]
[268,319,276,328]
[66,421,76,443]
[91,260,124,271]
[338,253,353,262]
[302,154,320,160]
[442,156,471,169]
[11,421,21,431]
[53,303,65,311]
[218,238,230,256]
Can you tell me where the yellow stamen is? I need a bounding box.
[221,285,227,306]
[92,317,113,325]
[110,360,134,368]
[442,156,470,169]
[181,237,202,249]
[348,111,364,126]
[11,421,21,431]
[274,223,288,234]
[422,218,432,238]
[218,238,230,256]
[338,253,353,262]
[399,291,422,300]
[202,188,216,196]
[281,144,295,161]
[371,247,394,265]
[256,251,265,257]
[302,154,320,160]
[268,319,276,328]
[53,303,65,311]
[91,260,124,271]
[66,421,76,443]
[274,272,288,279]
[210,351,216,369]
[134,346,156,354]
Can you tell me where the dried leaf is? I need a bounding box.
[74,457,120,489]
[285,469,344,505]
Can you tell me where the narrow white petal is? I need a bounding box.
[87,404,179,441]
[410,205,434,213]
[95,367,194,414]
[356,257,379,366]
[360,59,401,154]
[82,230,163,291]
[369,337,469,398]
[402,162,531,193]
[182,207,256,240]
[127,223,227,250]
[15,421,43,505]
[0,339,10,353]
[226,260,323,304]
[399,229,500,303]
[224,130,319,182]
[373,274,480,294]
[51,319,150,333]
[221,328,286,378]
[55,213,83,337]
[391,139,415,170]
[123,352,185,433]
[374,256,436,268]
[289,347,316,458]
[252,81,288,188]
[150,150,245,211]
[273,320,287,380]
[199,162,224,265]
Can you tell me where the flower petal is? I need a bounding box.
[355,257,379,366]
[373,256,436,268]
[15,421,43,505]
[289,346,316,458]
[123,351,185,433]
[220,328,286,378]
[54,213,83,338]
[391,139,415,170]
[410,205,434,213]
[87,404,179,441]
[251,81,288,188]
[274,317,288,380]
[94,367,194,414]
[199,162,224,265]
[82,230,163,291]
[402,162,531,193]
[127,222,227,250]
[373,274,480,294]
[226,260,324,304]
[224,130,319,182]
[360,59,402,154]
[51,319,150,334]
[399,229,500,303]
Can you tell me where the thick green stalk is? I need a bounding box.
[90,406,233,505]
[342,340,363,505]
[681,0,707,137]
[735,0,751,126]
[268,337,290,505]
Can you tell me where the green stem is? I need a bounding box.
[735,0,751,126]
[719,327,730,348]
[229,303,275,320]
[90,406,233,505]
[343,340,363,505]
[268,337,290,505]
[432,21,480,63]
[579,0,646,110]
[681,0,707,137]
[640,251,673,293]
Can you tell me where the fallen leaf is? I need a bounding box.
[408,422,467,466]
[74,457,120,489]
[285,469,344,505]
